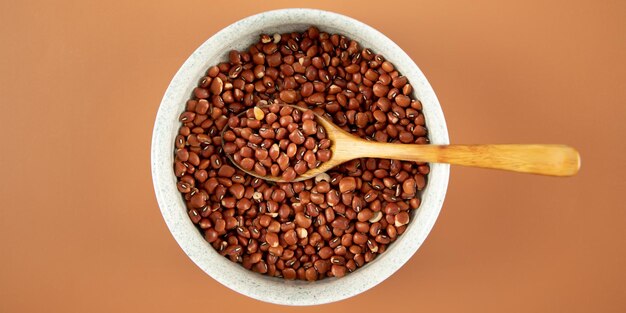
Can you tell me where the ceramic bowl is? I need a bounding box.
[151,8,449,305]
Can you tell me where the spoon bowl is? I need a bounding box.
[221,104,343,182]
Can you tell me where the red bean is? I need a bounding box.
[175,26,429,281]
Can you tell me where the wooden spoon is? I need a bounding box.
[223,105,581,182]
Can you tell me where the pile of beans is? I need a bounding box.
[174,26,429,281]
[223,104,331,181]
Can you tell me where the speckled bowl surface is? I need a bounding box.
[152,8,449,305]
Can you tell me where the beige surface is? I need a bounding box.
[1,0,625,312]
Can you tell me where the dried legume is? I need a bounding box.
[174,26,430,281]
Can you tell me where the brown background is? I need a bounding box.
[1,0,625,312]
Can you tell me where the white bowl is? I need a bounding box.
[151,8,450,305]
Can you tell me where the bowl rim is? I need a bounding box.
[151,8,450,306]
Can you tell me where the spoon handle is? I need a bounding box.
[362,144,580,176]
